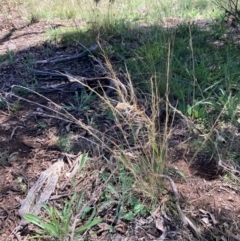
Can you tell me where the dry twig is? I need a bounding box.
[35,44,99,64]
[157,174,204,240]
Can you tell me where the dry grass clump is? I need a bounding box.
[11,44,171,199]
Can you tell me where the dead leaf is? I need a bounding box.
[201,217,210,225]
[155,218,165,232]
[115,220,127,234]
[116,102,133,111]
[19,159,64,219]
[97,222,110,231]
[10,126,21,139]
[66,122,71,132]
[199,209,208,214]
[209,212,218,225]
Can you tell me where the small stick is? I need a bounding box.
[156,174,204,240]
[35,44,98,64]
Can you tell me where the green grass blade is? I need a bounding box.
[75,218,103,235]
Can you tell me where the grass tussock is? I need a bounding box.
[16,50,172,200]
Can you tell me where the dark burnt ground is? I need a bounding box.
[0,10,240,241]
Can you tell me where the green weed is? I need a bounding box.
[100,166,149,223]
[5,50,15,65]
[27,13,40,24]
[10,102,22,112]
[63,90,97,113]
[0,96,7,110]
[24,195,103,240]
[0,151,18,166]
[57,135,71,152]
[37,121,47,129]
[24,154,103,240]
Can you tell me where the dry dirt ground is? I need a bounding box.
[0,11,240,241]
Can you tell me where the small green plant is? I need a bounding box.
[37,121,47,129]
[64,90,97,113]
[100,166,149,224]
[57,135,71,152]
[0,96,7,109]
[24,199,102,240]
[24,203,71,240]
[16,176,27,193]
[217,88,240,122]
[123,197,149,221]
[12,86,30,97]
[0,151,18,166]
[24,153,103,240]
[28,13,40,23]
[6,50,15,65]
[187,101,207,119]
[10,101,22,112]
[23,53,37,66]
